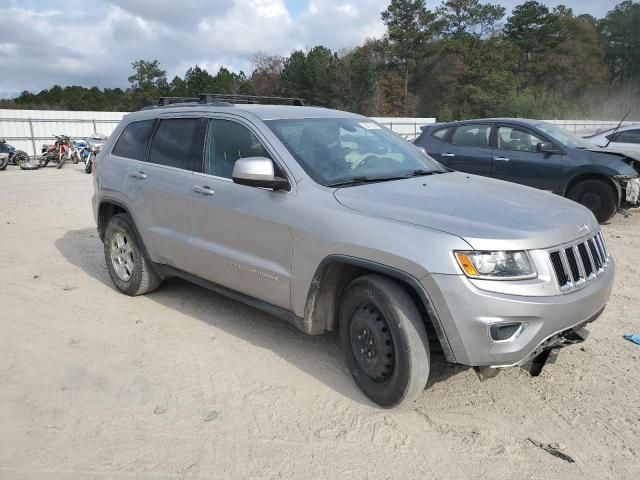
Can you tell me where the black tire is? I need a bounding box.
[104,214,161,296]
[84,154,93,174]
[56,155,66,169]
[0,155,7,171]
[339,274,430,408]
[568,179,617,223]
[14,151,39,170]
[71,152,80,164]
[39,156,50,168]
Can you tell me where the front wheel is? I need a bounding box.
[55,154,66,169]
[568,179,617,223]
[104,214,161,296]
[84,154,94,174]
[339,275,430,408]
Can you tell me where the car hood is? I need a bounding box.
[333,172,598,251]
[585,146,640,162]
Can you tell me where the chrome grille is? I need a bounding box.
[549,231,610,292]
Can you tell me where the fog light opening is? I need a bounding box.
[490,323,523,341]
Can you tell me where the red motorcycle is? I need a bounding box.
[39,135,71,169]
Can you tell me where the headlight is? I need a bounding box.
[454,251,536,280]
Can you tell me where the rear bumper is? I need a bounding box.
[422,259,614,366]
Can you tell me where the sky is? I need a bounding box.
[0,0,624,98]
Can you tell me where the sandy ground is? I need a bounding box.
[0,165,639,480]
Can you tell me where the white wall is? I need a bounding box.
[0,110,127,156]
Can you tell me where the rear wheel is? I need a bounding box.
[568,179,617,223]
[104,214,161,296]
[339,274,430,408]
[14,151,39,170]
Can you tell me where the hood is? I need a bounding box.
[586,146,640,162]
[333,172,598,251]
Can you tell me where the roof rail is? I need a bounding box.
[143,94,306,111]
[199,93,305,106]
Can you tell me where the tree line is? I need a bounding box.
[2,0,639,120]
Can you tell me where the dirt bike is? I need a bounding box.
[40,135,71,169]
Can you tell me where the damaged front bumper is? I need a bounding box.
[614,175,640,206]
[474,321,594,380]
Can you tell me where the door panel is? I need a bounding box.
[123,117,200,271]
[189,176,293,309]
[438,123,493,176]
[492,125,564,192]
[188,118,293,309]
[124,162,193,269]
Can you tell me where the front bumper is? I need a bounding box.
[422,258,615,366]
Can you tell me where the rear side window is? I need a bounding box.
[204,119,272,178]
[148,118,200,170]
[451,124,491,147]
[112,119,155,160]
[432,127,449,140]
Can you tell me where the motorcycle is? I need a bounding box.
[40,135,71,169]
[74,139,90,165]
[0,138,36,170]
[0,140,8,171]
[83,134,108,174]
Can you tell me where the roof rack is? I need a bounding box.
[198,93,305,106]
[144,94,306,110]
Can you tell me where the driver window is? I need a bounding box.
[497,126,544,153]
[204,119,272,178]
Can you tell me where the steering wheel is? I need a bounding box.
[353,154,379,170]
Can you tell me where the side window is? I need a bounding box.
[616,129,640,144]
[112,119,155,160]
[497,126,544,153]
[432,127,449,140]
[148,118,200,170]
[204,119,272,178]
[451,124,491,147]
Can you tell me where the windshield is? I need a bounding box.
[536,122,596,149]
[265,118,447,186]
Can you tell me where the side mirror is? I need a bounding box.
[232,157,289,191]
[537,142,560,154]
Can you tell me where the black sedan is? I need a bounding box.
[414,118,640,222]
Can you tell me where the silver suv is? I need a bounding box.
[93,95,615,407]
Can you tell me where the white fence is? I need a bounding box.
[0,108,636,157]
[0,110,127,157]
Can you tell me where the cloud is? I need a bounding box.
[0,0,617,97]
[0,0,390,96]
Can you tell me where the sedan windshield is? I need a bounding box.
[265,118,447,186]
[536,122,596,149]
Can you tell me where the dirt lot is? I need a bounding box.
[0,165,639,480]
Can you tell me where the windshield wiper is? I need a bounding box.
[411,169,443,176]
[327,175,404,187]
[327,170,444,187]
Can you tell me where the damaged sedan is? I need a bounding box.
[415,118,640,223]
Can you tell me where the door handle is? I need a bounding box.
[441,152,456,158]
[130,170,147,179]
[193,185,215,195]
[494,156,510,162]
